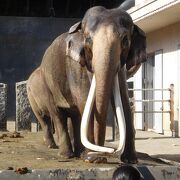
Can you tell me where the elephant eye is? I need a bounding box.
[68,40,72,49]
[80,48,85,57]
[121,34,129,48]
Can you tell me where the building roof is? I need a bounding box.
[128,0,180,33]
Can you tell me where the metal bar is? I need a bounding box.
[134,111,170,113]
[134,99,170,102]
[128,88,170,91]
[129,84,175,137]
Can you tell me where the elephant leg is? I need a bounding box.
[70,107,95,158]
[70,113,84,157]
[38,115,57,149]
[50,108,74,158]
[118,68,137,163]
[28,93,57,148]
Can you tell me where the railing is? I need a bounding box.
[128,84,175,136]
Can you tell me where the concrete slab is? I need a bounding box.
[0,166,180,180]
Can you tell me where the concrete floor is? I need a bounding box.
[108,129,180,164]
[135,130,180,163]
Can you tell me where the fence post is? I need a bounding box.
[16,81,38,132]
[0,83,7,130]
[169,84,175,137]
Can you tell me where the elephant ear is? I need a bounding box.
[65,32,93,71]
[126,24,147,70]
[69,21,82,34]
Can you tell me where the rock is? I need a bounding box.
[7,167,14,170]
[15,167,29,174]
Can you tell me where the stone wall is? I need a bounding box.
[16,81,37,131]
[0,83,7,130]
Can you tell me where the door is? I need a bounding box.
[143,54,154,130]
[153,50,163,133]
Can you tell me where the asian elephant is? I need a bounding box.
[27,6,146,163]
[27,31,93,158]
[69,6,146,163]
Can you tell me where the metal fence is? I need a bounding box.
[128,84,175,136]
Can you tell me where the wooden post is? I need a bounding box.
[170,84,175,137]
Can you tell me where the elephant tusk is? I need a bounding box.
[81,75,115,153]
[113,74,126,154]
[81,74,126,154]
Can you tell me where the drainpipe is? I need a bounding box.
[178,45,180,137]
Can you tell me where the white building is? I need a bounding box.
[128,0,180,136]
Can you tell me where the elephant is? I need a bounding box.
[68,6,146,163]
[27,31,93,158]
[27,6,146,163]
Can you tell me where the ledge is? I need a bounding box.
[128,0,180,33]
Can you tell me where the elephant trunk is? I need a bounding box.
[94,61,114,145]
[93,26,119,145]
[81,25,126,154]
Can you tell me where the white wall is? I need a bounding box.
[132,67,143,130]
[146,22,180,136]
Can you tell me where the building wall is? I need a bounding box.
[0,16,79,120]
[145,21,180,135]
[129,67,143,130]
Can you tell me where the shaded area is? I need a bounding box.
[0,17,79,119]
[152,154,180,164]
[0,0,128,18]
[0,0,135,120]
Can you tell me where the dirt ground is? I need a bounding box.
[0,131,178,170]
[0,131,119,170]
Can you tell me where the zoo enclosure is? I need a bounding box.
[128,84,175,136]
[0,82,175,139]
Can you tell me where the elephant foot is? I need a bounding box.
[48,143,58,149]
[84,156,107,163]
[81,151,107,163]
[121,150,138,164]
[74,145,85,158]
[58,150,74,159]
[43,137,57,149]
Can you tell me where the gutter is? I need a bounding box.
[128,0,180,22]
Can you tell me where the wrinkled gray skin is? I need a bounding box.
[27,31,93,158]
[69,6,146,163]
[27,6,146,163]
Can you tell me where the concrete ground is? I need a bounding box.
[0,130,180,179]
[108,129,180,164]
[135,130,180,163]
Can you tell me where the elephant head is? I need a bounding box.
[68,6,146,155]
